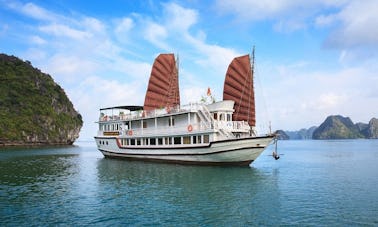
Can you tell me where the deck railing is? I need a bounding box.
[97,120,250,137]
[99,103,204,122]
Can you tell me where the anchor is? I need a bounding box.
[271,137,281,160]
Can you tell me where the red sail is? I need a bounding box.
[223,54,255,126]
[143,54,180,111]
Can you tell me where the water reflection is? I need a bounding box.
[95,158,281,225]
[0,146,84,225]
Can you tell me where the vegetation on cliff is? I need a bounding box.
[361,118,378,139]
[278,116,377,140]
[312,115,364,139]
[0,54,82,145]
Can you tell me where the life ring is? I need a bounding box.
[128,130,133,136]
[187,124,193,132]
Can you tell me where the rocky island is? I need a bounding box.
[277,115,378,140]
[0,54,83,146]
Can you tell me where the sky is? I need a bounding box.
[1,0,378,140]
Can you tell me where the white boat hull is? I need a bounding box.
[95,136,274,166]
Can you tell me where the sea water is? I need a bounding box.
[1,140,378,226]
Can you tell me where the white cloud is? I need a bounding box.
[115,17,134,42]
[216,0,348,20]
[82,17,105,33]
[39,24,91,40]
[216,0,297,20]
[320,0,378,49]
[258,60,378,130]
[215,0,350,32]
[163,2,198,31]
[143,21,169,50]
[308,93,347,110]
[69,76,146,140]
[30,35,46,45]
[44,54,97,83]
[5,1,60,22]
[23,48,47,61]
[20,2,57,21]
[0,24,9,37]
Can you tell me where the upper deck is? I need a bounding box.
[96,101,252,138]
[98,103,206,122]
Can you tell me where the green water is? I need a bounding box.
[1,140,378,226]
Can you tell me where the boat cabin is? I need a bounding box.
[96,100,251,148]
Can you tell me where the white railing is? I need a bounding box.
[99,103,206,122]
[98,120,250,137]
[197,104,213,129]
[98,122,211,137]
[213,121,250,131]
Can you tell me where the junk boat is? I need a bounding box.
[95,51,275,166]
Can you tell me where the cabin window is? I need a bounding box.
[174,137,181,145]
[158,138,163,145]
[130,139,135,145]
[137,139,141,145]
[193,136,197,144]
[214,113,218,120]
[150,138,156,145]
[204,135,209,143]
[143,121,147,128]
[165,137,172,145]
[183,136,190,144]
[198,135,202,143]
[227,114,231,121]
[169,118,175,126]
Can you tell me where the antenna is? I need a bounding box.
[251,45,255,74]
[175,53,179,78]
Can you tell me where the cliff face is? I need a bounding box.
[0,54,83,146]
[275,130,289,140]
[312,115,364,140]
[285,126,317,140]
[362,118,378,139]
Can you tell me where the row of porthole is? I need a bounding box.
[99,140,108,145]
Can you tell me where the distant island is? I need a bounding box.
[277,115,378,140]
[0,54,83,146]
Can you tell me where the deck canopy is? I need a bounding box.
[100,106,143,111]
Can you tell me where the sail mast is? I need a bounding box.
[251,46,255,76]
